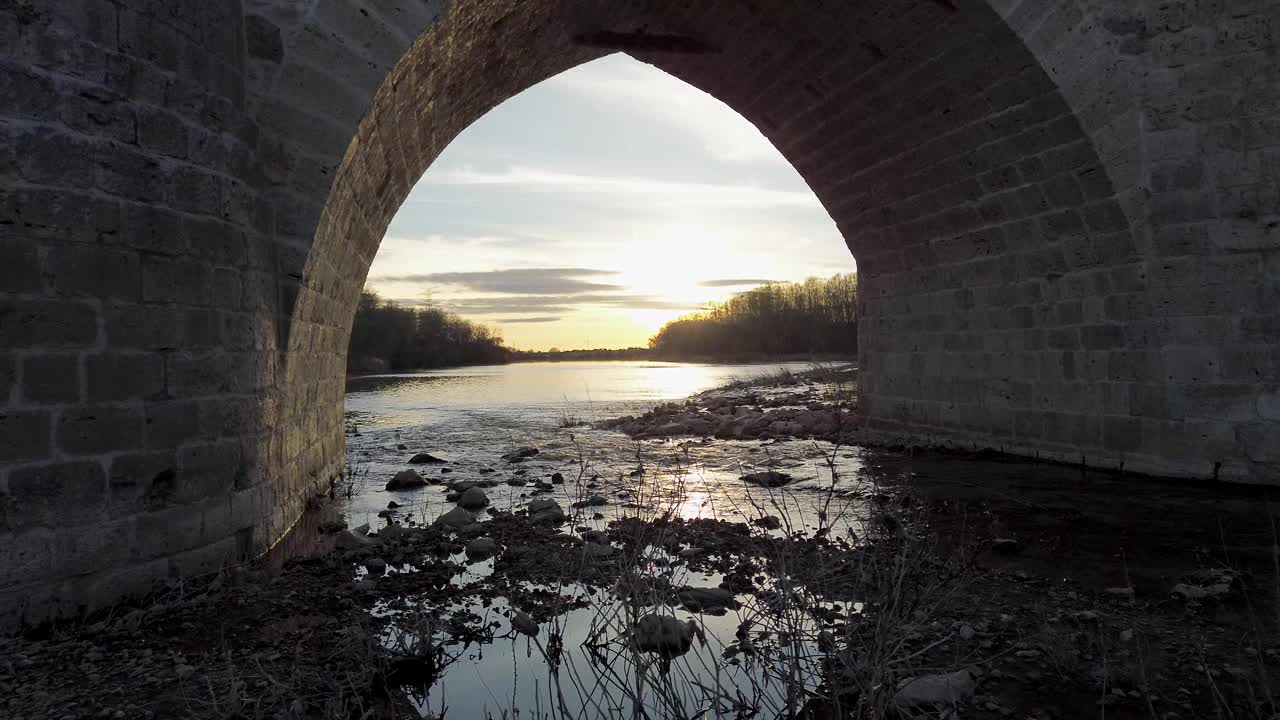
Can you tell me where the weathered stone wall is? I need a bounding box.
[849,0,1280,480]
[1,0,1276,627]
[0,0,283,628]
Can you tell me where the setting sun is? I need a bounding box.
[365,54,852,351]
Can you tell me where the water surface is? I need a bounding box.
[342,360,865,718]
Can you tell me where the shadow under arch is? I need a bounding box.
[271,0,1159,555]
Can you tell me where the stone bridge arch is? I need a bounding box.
[1,0,1276,626]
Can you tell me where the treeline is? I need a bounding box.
[347,291,509,373]
[649,274,858,360]
[511,347,650,362]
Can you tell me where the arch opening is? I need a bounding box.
[286,0,1153,532]
[362,52,853,354]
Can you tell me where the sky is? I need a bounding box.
[366,54,855,351]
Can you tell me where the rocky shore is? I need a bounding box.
[598,365,858,442]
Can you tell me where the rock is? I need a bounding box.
[894,669,976,708]
[449,480,478,492]
[465,537,498,559]
[445,492,461,502]
[459,486,489,510]
[817,630,836,653]
[459,521,489,537]
[592,512,606,520]
[1105,586,1135,600]
[396,444,408,450]
[531,508,566,524]
[528,498,566,524]
[587,495,607,506]
[958,624,976,641]
[334,529,373,551]
[377,524,408,542]
[408,452,447,464]
[511,610,538,637]
[387,501,401,509]
[377,509,396,518]
[440,468,452,474]
[753,515,782,530]
[991,538,1022,556]
[1172,569,1238,600]
[506,478,526,486]
[877,512,909,540]
[318,518,348,534]
[477,479,500,488]
[1172,582,1233,600]
[528,498,562,514]
[503,446,540,462]
[386,469,428,490]
[434,506,474,530]
[740,471,792,487]
[583,543,616,561]
[582,530,610,545]
[364,558,387,575]
[479,468,495,474]
[633,615,702,658]
[551,472,564,484]
[677,587,738,613]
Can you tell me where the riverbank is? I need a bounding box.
[598,363,857,441]
[4,369,1277,719]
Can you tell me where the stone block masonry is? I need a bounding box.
[0,0,1276,628]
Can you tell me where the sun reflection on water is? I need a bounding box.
[624,363,719,404]
[673,489,711,520]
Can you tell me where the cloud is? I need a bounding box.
[500,316,563,324]
[423,166,822,209]
[438,293,697,315]
[373,267,623,295]
[699,278,778,288]
[551,56,778,164]
[382,231,562,249]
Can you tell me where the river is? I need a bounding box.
[342,360,867,528]
[341,360,867,718]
